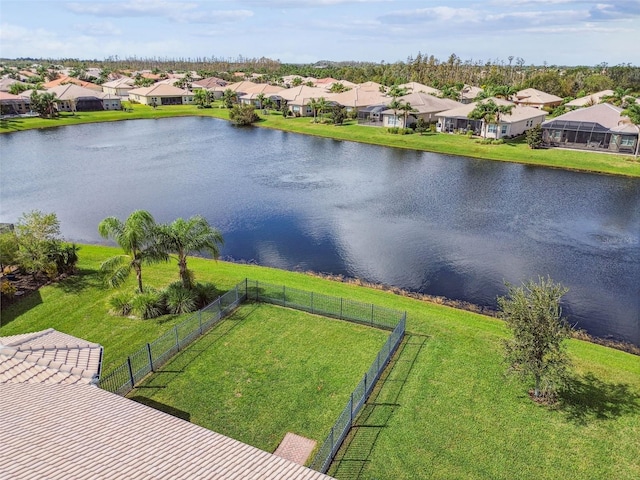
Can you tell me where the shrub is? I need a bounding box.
[1,280,16,299]
[193,281,219,308]
[108,290,133,316]
[387,127,400,134]
[165,282,198,314]
[131,288,165,319]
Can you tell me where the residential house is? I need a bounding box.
[47,84,122,111]
[0,77,25,92]
[0,91,30,116]
[398,82,441,96]
[513,88,563,109]
[328,86,389,113]
[101,77,135,97]
[541,103,639,155]
[0,329,333,480]
[277,85,330,117]
[209,80,260,99]
[128,84,194,106]
[459,85,483,104]
[436,98,547,138]
[43,75,103,92]
[238,83,286,107]
[564,90,614,108]
[380,93,462,128]
[192,76,227,90]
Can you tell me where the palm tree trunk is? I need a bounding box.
[135,265,144,293]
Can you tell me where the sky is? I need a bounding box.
[1,0,639,66]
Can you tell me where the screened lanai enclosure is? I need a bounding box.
[542,118,638,154]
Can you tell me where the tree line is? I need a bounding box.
[3,53,639,94]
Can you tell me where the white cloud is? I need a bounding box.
[73,21,123,36]
[65,0,199,17]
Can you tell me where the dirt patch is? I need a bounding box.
[1,270,54,310]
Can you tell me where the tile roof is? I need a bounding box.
[542,103,629,130]
[514,88,563,105]
[128,84,193,96]
[381,92,462,115]
[436,98,547,123]
[0,328,102,385]
[1,383,334,479]
[1,331,334,478]
[565,90,614,107]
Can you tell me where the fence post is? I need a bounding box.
[364,372,367,396]
[146,343,154,373]
[198,310,203,335]
[235,285,239,304]
[126,356,135,390]
[175,325,180,351]
[350,392,354,425]
[340,298,343,319]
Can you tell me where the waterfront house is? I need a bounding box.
[101,77,135,97]
[0,91,30,116]
[541,103,639,155]
[380,92,462,128]
[436,98,547,138]
[276,85,329,117]
[47,84,122,111]
[128,84,194,106]
[43,75,103,92]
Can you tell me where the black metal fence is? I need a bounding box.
[309,315,406,473]
[99,281,246,395]
[98,278,406,472]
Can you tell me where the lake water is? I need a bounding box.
[1,117,639,345]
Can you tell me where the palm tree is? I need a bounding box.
[256,93,266,112]
[603,87,633,106]
[98,210,167,293]
[468,99,513,138]
[620,103,640,157]
[387,98,403,127]
[316,97,329,121]
[157,215,224,288]
[307,98,320,123]
[222,89,238,108]
[263,97,274,115]
[399,101,418,129]
[193,89,211,108]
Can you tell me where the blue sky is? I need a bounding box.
[1,0,639,65]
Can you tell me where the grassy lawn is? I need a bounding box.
[129,302,389,454]
[2,102,638,177]
[1,244,639,478]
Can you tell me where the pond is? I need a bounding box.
[1,117,638,345]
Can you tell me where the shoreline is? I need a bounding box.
[2,105,639,177]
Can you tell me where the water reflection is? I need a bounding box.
[1,117,638,345]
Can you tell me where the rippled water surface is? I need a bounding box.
[1,117,638,345]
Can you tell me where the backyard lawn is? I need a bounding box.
[129,303,389,454]
[1,244,639,479]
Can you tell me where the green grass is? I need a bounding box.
[2,102,638,177]
[1,244,639,479]
[130,302,389,454]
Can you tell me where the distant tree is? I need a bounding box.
[329,82,348,93]
[292,77,303,87]
[331,106,347,125]
[263,96,274,114]
[228,103,259,125]
[399,101,418,128]
[222,88,238,108]
[157,215,224,289]
[439,84,461,101]
[30,91,58,118]
[415,117,428,135]
[307,97,321,123]
[525,124,543,149]
[280,99,289,117]
[98,210,167,293]
[602,87,634,107]
[0,230,19,271]
[8,82,29,95]
[193,89,212,108]
[499,277,572,402]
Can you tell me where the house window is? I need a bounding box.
[388,115,399,127]
[621,136,636,147]
[501,125,508,135]
[487,124,498,133]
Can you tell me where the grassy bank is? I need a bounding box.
[1,244,639,479]
[2,103,639,177]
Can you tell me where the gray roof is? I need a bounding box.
[542,103,632,130]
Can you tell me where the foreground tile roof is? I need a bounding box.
[0,328,102,385]
[1,382,333,479]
